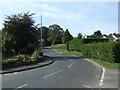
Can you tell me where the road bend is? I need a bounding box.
[2,47,103,88]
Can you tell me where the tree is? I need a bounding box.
[48,24,64,45]
[77,33,82,39]
[93,30,102,37]
[38,26,50,46]
[2,12,38,55]
[2,33,15,57]
[87,30,102,38]
[62,29,73,44]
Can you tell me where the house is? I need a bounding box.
[102,33,120,41]
[112,33,120,41]
[102,34,114,41]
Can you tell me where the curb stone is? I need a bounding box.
[1,57,54,74]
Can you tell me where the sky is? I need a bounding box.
[0,0,118,37]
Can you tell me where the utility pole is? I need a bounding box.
[40,1,42,50]
[40,15,42,50]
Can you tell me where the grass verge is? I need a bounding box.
[51,44,120,69]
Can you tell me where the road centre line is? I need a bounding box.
[68,63,73,68]
[43,70,64,78]
[82,85,92,88]
[100,67,105,86]
[16,84,28,89]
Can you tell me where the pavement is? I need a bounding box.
[1,47,119,89]
[1,56,54,74]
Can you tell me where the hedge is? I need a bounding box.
[66,38,108,51]
[66,39,120,63]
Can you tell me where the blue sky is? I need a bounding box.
[0,1,118,37]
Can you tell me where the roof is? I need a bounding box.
[113,33,120,38]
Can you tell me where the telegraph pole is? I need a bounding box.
[40,1,42,50]
[40,15,42,50]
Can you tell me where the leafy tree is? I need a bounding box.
[38,26,50,46]
[2,33,15,57]
[93,30,102,37]
[48,24,64,45]
[2,12,38,55]
[77,33,82,39]
[62,29,73,43]
[88,30,102,38]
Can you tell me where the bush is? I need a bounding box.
[20,44,35,55]
[81,42,120,63]
[31,49,43,59]
[67,38,120,63]
[66,38,108,51]
[2,33,15,58]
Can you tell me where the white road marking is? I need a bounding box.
[16,84,28,89]
[3,72,22,76]
[4,74,10,76]
[12,72,20,74]
[68,63,73,68]
[43,70,64,78]
[100,67,105,86]
[83,85,92,88]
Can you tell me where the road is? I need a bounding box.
[2,47,109,88]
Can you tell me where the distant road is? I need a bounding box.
[2,47,103,88]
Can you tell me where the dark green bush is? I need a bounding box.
[20,44,35,55]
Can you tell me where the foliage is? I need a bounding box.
[87,30,102,38]
[51,44,66,49]
[38,26,51,46]
[20,44,35,55]
[2,12,38,55]
[31,49,43,59]
[62,29,73,44]
[51,43,120,68]
[2,33,15,57]
[67,39,120,63]
[66,38,108,51]
[2,53,45,69]
[77,33,82,39]
[48,24,64,45]
[81,42,120,63]
[94,30,102,37]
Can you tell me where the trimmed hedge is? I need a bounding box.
[81,42,120,63]
[67,38,108,51]
[66,39,120,63]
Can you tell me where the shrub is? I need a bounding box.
[2,33,15,58]
[20,44,35,55]
[66,38,108,51]
[67,38,120,63]
[31,49,43,59]
[81,42,120,63]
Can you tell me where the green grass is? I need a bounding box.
[50,44,66,49]
[51,44,120,69]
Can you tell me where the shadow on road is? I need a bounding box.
[49,56,82,61]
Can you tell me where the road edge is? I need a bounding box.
[1,57,54,74]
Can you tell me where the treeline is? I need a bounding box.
[38,25,73,46]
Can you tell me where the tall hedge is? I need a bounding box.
[66,38,120,63]
[66,38,108,51]
[81,42,120,63]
